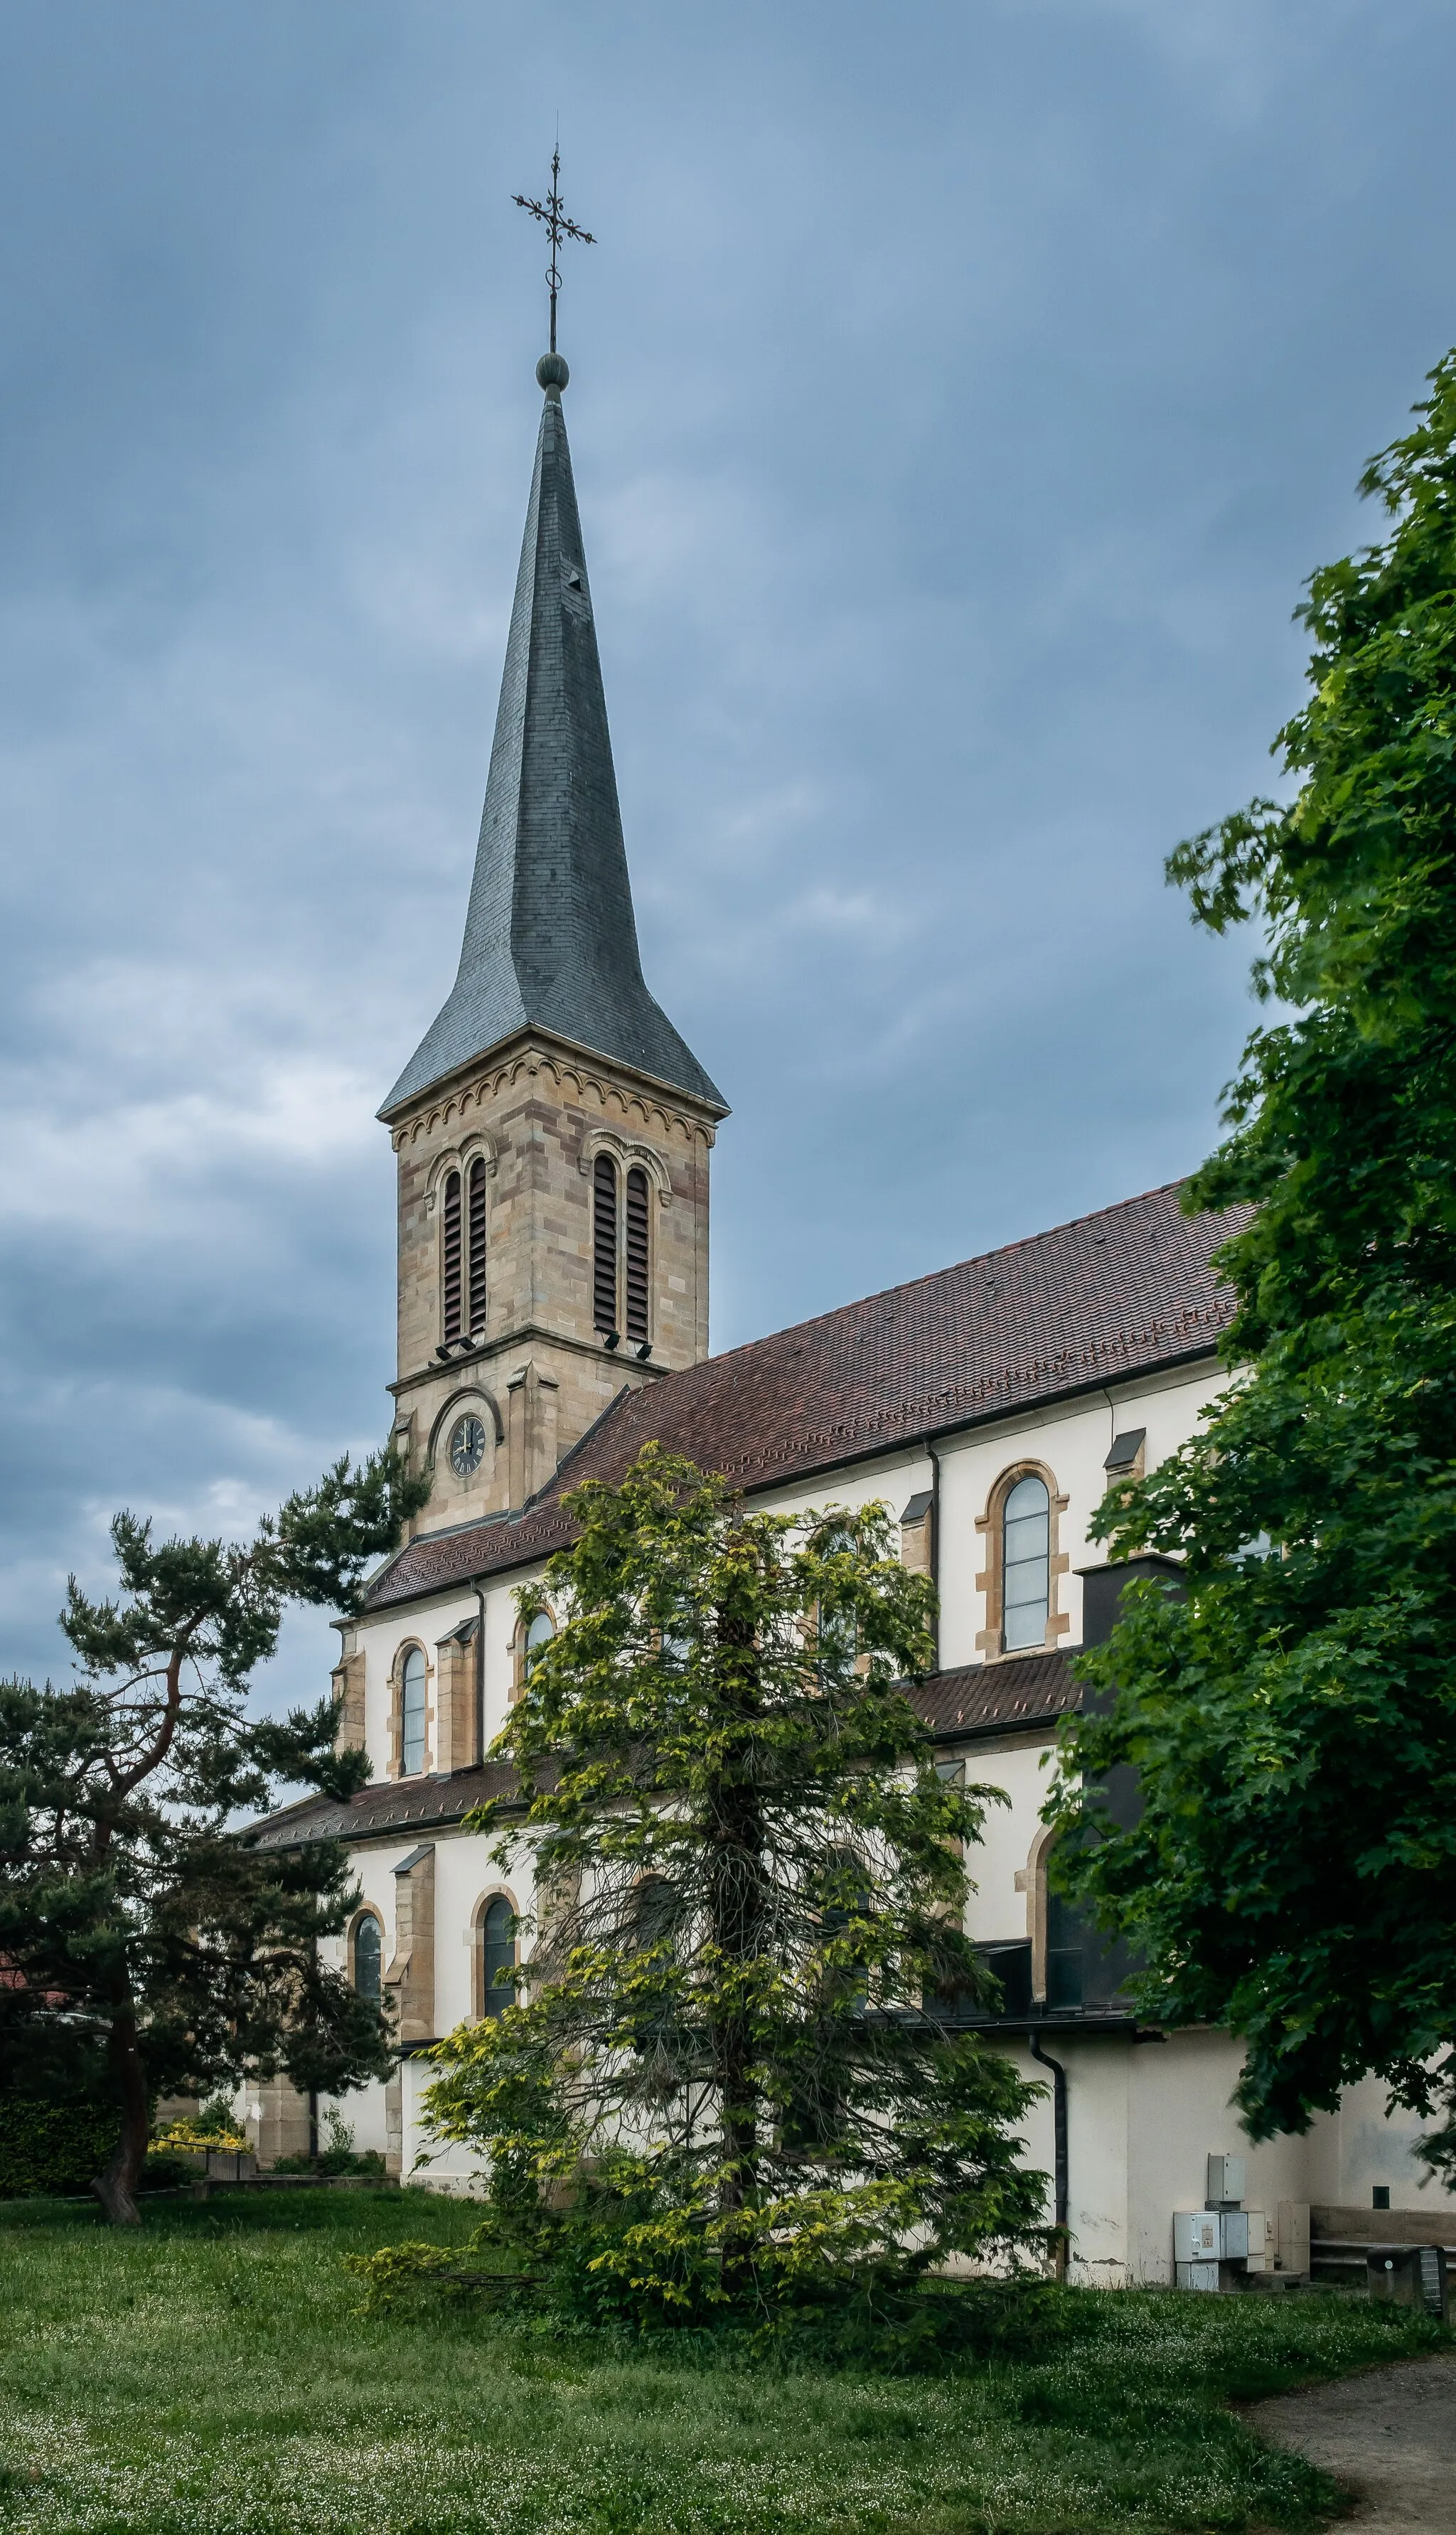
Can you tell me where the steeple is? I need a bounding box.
[380,356,724,1121]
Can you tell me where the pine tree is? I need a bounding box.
[0,1448,427,2221]
[423,1446,1044,2323]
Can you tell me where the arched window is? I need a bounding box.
[1044,1878,1085,2010]
[467,1157,488,1337]
[441,1170,463,1343]
[630,1877,679,2049]
[593,1153,619,1333]
[633,1874,678,1951]
[815,1527,858,1680]
[525,1611,555,1672]
[1002,1474,1050,1651]
[352,1913,382,2003]
[400,1644,427,1774]
[624,1166,651,1346]
[478,1895,515,2019]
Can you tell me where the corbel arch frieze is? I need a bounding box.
[426,1384,506,1465]
[390,1046,717,1153]
[577,1128,673,1207]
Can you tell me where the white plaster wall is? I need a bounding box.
[434,1824,530,2034]
[758,1450,933,1532]
[347,1352,1456,2242]
[359,1596,467,1778]
[936,1365,1225,1670]
[1335,2074,1456,2207]
[400,2048,483,2195]
[960,1741,1054,1944]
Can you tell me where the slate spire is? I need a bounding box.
[381,357,724,1119]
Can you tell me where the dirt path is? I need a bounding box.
[1248,2352,1456,2532]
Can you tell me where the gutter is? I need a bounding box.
[360,1343,1224,1619]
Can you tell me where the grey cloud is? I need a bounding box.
[0,0,1452,1704]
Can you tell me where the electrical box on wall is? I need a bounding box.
[1174,2213,1219,2263]
[1207,2153,1246,2204]
[1174,2205,1268,2290]
[1176,2260,1222,2293]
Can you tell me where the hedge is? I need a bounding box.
[0,2099,121,2199]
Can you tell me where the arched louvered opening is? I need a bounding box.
[625,1167,650,1345]
[1002,1473,1051,1650]
[441,1170,463,1343]
[400,1644,427,1775]
[467,1157,488,1336]
[478,1895,516,2019]
[593,1153,619,1333]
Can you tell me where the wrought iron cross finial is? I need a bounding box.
[513,147,596,356]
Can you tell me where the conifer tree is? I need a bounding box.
[423,1447,1044,2322]
[1051,352,1456,2152]
[0,1448,427,2221]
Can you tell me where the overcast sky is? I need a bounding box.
[2,0,1452,1707]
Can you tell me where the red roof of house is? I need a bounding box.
[365,1179,1234,1613]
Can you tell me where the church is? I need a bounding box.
[251,342,1450,2283]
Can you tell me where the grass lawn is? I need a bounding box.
[0,2187,1445,2535]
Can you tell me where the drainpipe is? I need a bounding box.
[1028,2031,1069,2276]
[473,1577,488,1766]
[926,1440,943,1672]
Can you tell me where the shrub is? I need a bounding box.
[0,2098,120,2199]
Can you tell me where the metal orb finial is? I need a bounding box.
[536,350,569,396]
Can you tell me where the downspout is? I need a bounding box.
[307,1930,319,2165]
[1027,2031,1069,2277]
[926,1440,943,1672]
[473,1578,488,1766]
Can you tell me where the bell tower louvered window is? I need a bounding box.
[593,1153,619,1333]
[625,1167,650,1345]
[467,1157,488,1336]
[441,1170,463,1343]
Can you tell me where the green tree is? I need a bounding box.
[422,1447,1044,2325]
[1049,351,1456,2152]
[0,1448,428,2221]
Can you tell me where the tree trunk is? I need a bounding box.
[92,2007,150,2225]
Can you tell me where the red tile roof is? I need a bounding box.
[917,1650,1079,1739]
[366,1180,1235,1613]
[253,1651,1079,1850]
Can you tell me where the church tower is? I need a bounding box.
[379,349,727,1530]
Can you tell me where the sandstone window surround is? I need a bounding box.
[1015,1825,1084,2009]
[473,1889,520,2020]
[390,1640,432,1778]
[974,1461,1071,1657]
[510,1601,557,1702]
[350,1908,384,2003]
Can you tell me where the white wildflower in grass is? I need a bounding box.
[0,2187,1439,2534]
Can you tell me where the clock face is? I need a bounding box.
[449,1413,488,1480]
